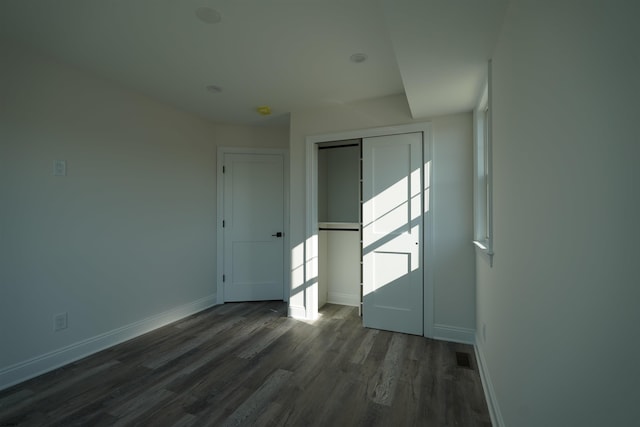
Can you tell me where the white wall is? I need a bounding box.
[317,144,360,308]
[325,146,360,223]
[476,1,640,425]
[325,230,360,307]
[0,40,288,389]
[289,95,475,339]
[317,148,329,223]
[432,115,475,332]
[318,229,329,307]
[318,228,361,308]
[318,145,360,223]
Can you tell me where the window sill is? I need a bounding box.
[473,240,494,266]
[473,240,493,254]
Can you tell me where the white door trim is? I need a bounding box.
[217,146,290,305]
[303,123,434,338]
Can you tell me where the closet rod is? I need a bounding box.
[317,143,360,150]
[318,227,360,231]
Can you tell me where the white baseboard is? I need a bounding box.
[474,338,505,427]
[0,294,217,391]
[327,292,360,307]
[433,324,476,344]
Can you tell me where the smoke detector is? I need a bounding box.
[195,7,221,24]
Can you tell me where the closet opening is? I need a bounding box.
[316,139,363,313]
[303,122,433,336]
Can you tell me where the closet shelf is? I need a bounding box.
[318,222,359,231]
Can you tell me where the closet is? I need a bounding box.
[308,126,429,336]
[317,140,362,309]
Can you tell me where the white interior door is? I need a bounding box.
[223,153,285,301]
[362,133,423,335]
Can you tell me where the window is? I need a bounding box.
[473,63,493,257]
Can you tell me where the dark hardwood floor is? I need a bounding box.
[0,302,491,426]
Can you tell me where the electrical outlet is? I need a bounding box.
[54,312,68,331]
[53,160,66,176]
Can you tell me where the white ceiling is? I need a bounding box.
[0,0,508,126]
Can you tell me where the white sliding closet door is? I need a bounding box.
[362,133,423,335]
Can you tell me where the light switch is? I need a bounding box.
[54,160,66,176]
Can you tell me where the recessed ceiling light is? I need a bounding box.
[195,7,221,24]
[206,85,222,93]
[349,53,368,63]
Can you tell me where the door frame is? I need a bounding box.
[217,146,290,305]
[304,123,434,338]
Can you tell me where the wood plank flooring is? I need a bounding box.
[0,302,491,426]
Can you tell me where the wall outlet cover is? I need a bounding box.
[53,160,66,176]
[54,312,68,331]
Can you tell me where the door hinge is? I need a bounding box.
[222,165,225,173]
[222,274,226,282]
[222,220,225,228]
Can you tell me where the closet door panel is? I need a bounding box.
[362,133,423,335]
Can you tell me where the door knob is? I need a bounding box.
[272,232,283,238]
